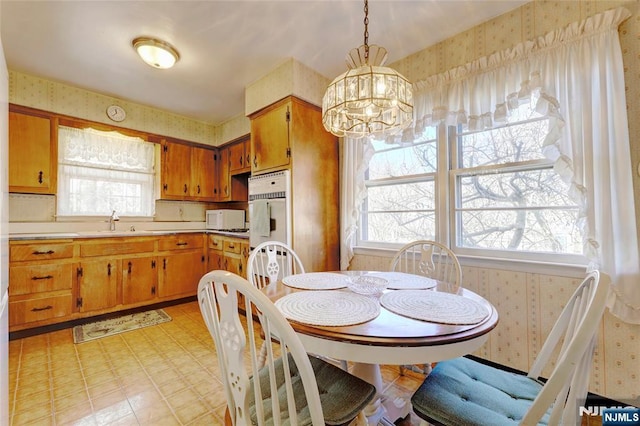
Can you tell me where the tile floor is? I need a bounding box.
[8,301,424,425]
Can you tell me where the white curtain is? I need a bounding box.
[58,126,156,217]
[411,7,639,323]
[340,138,374,270]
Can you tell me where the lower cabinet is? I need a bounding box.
[77,259,120,313]
[7,233,221,332]
[207,235,249,278]
[122,256,158,305]
[158,234,206,298]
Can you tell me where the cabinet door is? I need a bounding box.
[122,256,158,305]
[77,260,120,312]
[9,110,55,194]
[229,138,250,174]
[217,146,231,201]
[224,255,243,276]
[208,249,223,272]
[250,101,291,173]
[191,146,217,200]
[159,251,205,297]
[161,141,191,198]
[240,241,250,279]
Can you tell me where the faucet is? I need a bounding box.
[109,210,120,231]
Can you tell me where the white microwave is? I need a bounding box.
[206,209,245,230]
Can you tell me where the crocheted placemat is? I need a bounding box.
[282,272,350,290]
[366,272,437,290]
[275,290,380,326]
[380,290,489,325]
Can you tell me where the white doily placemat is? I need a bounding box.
[282,272,349,290]
[275,291,380,326]
[380,290,489,325]
[367,272,437,290]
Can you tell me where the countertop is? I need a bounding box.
[9,229,249,241]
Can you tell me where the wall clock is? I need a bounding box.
[106,105,126,122]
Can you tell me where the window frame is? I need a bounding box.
[56,119,159,219]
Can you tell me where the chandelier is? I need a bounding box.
[322,0,413,140]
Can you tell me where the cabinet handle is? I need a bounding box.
[239,264,243,274]
[31,305,52,312]
[246,154,250,166]
[176,242,188,246]
[128,261,132,274]
[38,171,43,184]
[212,241,218,247]
[151,260,156,269]
[228,243,235,249]
[239,155,243,166]
[77,267,83,277]
[224,259,228,268]
[163,183,168,191]
[184,184,188,193]
[151,286,156,295]
[32,250,54,255]
[197,184,201,194]
[201,255,205,263]
[31,275,53,281]
[163,259,167,269]
[253,156,257,167]
[107,263,111,276]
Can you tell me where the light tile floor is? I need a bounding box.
[8,301,424,425]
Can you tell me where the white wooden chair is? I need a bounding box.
[247,241,305,289]
[390,240,462,375]
[410,270,609,426]
[390,240,462,290]
[197,270,375,426]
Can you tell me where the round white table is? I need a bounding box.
[264,271,499,424]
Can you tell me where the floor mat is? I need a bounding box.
[73,309,172,343]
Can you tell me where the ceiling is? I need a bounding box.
[1,1,528,125]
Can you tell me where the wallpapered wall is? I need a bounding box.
[352,0,640,401]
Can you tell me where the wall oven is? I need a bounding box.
[248,170,291,249]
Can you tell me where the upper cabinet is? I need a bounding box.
[9,106,57,194]
[250,100,291,174]
[161,139,218,201]
[228,136,251,174]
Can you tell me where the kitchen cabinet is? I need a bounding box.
[8,241,74,328]
[161,140,218,201]
[250,101,291,173]
[122,256,158,305]
[228,136,251,174]
[249,96,340,272]
[158,234,206,298]
[76,259,120,312]
[8,233,209,332]
[8,105,57,194]
[207,235,249,278]
[77,238,156,313]
[191,146,218,199]
[217,145,231,201]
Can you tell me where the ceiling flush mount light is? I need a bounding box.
[132,37,180,69]
[322,0,413,140]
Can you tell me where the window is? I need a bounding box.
[360,126,438,246]
[359,94,582,262]
[57,126,156,217]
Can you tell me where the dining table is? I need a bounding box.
[262,270,500,425]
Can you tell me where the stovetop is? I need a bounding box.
[210,228,250,238]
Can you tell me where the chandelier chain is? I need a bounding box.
[363,0,369,61]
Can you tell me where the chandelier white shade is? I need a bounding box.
[132,37,180,69]
[322,1,413,139]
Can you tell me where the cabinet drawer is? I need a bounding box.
[158,234,204,251]
[223,239,242,254]
[9,263,73,295]
[81,239,155,257]
[10,243,74,262]
[209,235,224,251]
[9,293,73,326]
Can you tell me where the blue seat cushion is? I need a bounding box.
[411,357,550,426]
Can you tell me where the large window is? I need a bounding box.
[359,95,582,262]
[57,126,156,217]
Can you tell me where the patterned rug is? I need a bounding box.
[73,309,172,343]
